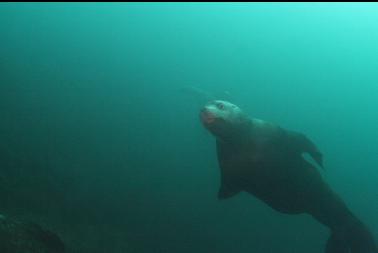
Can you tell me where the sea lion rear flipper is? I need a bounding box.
[288,131,324,169]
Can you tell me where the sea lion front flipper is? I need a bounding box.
[287,131,324,169]
[216,140,242,199]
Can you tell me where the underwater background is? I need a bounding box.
[0,2,377,253]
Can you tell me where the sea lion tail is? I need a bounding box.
[326,218,377,253]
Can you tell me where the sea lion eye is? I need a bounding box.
[217,103,225,110]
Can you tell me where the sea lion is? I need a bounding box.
[200,100,377,253]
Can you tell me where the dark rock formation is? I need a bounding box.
[0,215,65,253]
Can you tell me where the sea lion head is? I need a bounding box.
[200,100,249,141]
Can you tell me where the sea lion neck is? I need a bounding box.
[216,118,253,145]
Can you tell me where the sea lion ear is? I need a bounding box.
[218,184,241,199]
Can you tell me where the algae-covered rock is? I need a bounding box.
[0,215,65,253]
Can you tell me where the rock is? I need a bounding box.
[0,215,65,253]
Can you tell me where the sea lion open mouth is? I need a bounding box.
[200,110,216,125]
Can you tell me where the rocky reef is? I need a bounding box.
[0,215,65,253]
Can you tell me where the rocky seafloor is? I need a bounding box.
[0,215,65,253]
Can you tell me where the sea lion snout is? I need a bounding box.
[200,108,216,126]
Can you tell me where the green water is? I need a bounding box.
[0,3,377,253]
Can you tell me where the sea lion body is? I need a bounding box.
[200,100,377,253]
